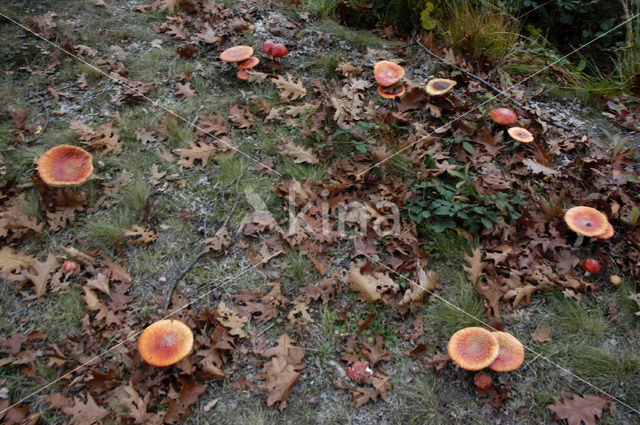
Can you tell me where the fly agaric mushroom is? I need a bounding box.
[377,83,406,99]
[490,108,518,127]
[219,45,254,63]
[236,70,250,81]
[38,145,94,187]
[564,206,610,247]
[138,319,194,367]
[374,61,405,100]
[490,107,518,140]
[425,78,456,97]
[448,327,499,371]
[488,332,524,372]
[507,127,534,143]
[261,40,275,55]
[270,43,287,59]
[346,361,373,385]
[583,259,601,275]
[595,222,614,240]
[62,260,80,275]
[237,56,259,70]
[474,371,492,389]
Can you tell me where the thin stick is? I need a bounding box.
[414,38,572,132]
[162,175,243,311]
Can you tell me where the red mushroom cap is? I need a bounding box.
[583,259,601,274]
[346,361,373,385]
[595,222,614,240]
[219,45,254,63]
[474,371,492,389]
[425,78,457,96]
[488,332,524,372]
[507,127,534,143]
[270,43,287,58]
[62,260,80,275]
[237,56,259,69]
[236,70,250,80]
[261,40,275,54]
[373,61,405,87]
[448,327,500,371]
[138,319,194,367]
[564,206,610,237]
[377,83,406,99]
[38,145,94,187]
[490,108,518,126]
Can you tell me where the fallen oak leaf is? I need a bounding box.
[23,254,59,297]
[124,225,157,246]
[116,381,152,424]
[0,247,35,276]
[346,263,399,304]
[271,74,307,101]
[175,81,196,99]
[463,247,486,286]
[61,393,109,425]
[277,140,319,164]
[548,392,611,425]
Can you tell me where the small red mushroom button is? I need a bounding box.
[346,361,373,385]
[62,260,80,275]
[474,371,492,389]
[270,43,287,59]
[583,259,601,274]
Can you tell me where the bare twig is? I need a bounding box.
[414,38,572,132]
[162,175,243,312]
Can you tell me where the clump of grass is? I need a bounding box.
[121,174,151,213]
[438,2,518,65]
[285,250,311,286]
[40,287,84,341]
[393,374,445,425]
[301,0,339,18]
[310,52,341,80]
[279,158,327,183]
[318,19,384,52]
[552,296,611,344]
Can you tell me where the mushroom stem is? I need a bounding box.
[573,234,584,248]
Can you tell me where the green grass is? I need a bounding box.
[316,19,385,52]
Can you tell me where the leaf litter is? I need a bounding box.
[0,0,639,423]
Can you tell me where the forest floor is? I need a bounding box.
[0,1,639,424]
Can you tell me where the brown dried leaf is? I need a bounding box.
[124,225,157,246]
[203,227,231,253]
[175,81,196,99]
[346,263,399,304]
[24,254,59,297]
[272,74,307,101]
[277,141,319,164]
[548,392,611,425]
[116,381,151,424]
[176,140,219,167]
[0,247,34,276]
[228,104,254,129]
[61,393,109,425]
[463,247,486,286]
[216,302,248,338]
[532,323,552,343]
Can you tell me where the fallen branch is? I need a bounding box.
[162,175,243,311]
[414,38,572,132]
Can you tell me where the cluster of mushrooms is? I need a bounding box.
[448,327,524,389]
[219,41,287,80]
[373,60,457,100]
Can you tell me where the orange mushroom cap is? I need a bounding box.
[425,78,457,96]
[373,61,405,87]
[490,108,518,126]
[138,319,194,367]
[595,222,614,240]
[564,206,610,238]
[377,84,406,99]
[220,45,253,63]
[237,56,259,69]
[37,145,93,187]
[507,127,534,143]
[236,69,250,80]
[488,332,524,372]
[448,327,499,371]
